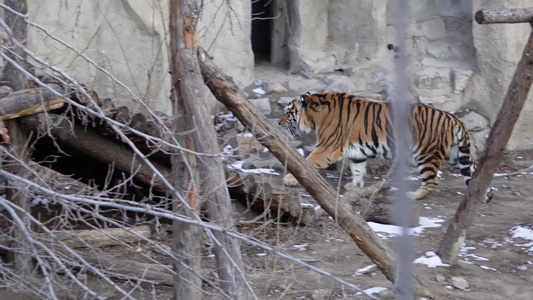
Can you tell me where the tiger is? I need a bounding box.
[278,92,493,202]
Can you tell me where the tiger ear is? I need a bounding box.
[294,95,305,109]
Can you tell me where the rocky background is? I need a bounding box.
[1,0,532,151]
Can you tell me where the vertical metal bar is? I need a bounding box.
[391,0,414,298]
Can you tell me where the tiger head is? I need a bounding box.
[278,95,306,136]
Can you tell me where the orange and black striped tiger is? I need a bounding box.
[278,92,493,201]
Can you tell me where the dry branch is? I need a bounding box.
[438,19,533,262]
[475,7,533,24]
[0,86,65,121]
[20,114,171,193]
[198,48,431,296]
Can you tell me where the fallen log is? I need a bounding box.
[20,114,171,193]
[45,225,152,249]
[29,162,100,195]
[198,48,430,296]
[348,196,419,227]
[226,169,316,225]
[475,7,533,24]
[0,226,152,250]
[0,85,65,121]
[78,250,174,286]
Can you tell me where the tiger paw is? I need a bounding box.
[483,187,495,203]
[283,174,299,186]
[407,190,426,200]
[344,180,364,190]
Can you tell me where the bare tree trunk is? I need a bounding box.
[169,1,249,299]
[4,0,33,276]
[437,21,533,263]
[198,49,432,297]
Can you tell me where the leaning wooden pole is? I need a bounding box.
[198,49,430,296]
[438,14,533,262]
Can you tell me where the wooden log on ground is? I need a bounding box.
[71,249,174,286]
[226,169,316,225]
[198,48,432,296]
[20,114,171,193]
[438,17,533,263]
[46,225,152,249]
[475,8,533,24]
[348,196,419,227]
[0,85,65,121]
[29,162,101,195]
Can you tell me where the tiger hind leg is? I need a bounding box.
[344,159,367,190]
[452,143,494,203]
[408,154,442,200]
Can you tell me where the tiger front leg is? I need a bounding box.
[283,149,339,186]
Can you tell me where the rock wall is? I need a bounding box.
[22,0,253,115]
[4,0,532,150]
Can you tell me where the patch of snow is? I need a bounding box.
[355,264,376,276]
[252,87,266,95]
[456,191,464,195]
[221,144,234,158]
[413,252,449,268]
[407,176,420,181]
[325,173,339,179]
[510,225,533,240]
[256,253,267,257]
[355,287,387,296]
[459,243,489,261]
[508,224,533,255]
[301,203,321,211]
[229,160,279,175]
[367,217,445,239]
[297,148,305,156]
[493,173,509,177]
[30,197,49,207]
[292,243,309,251]
[480,265,498,272]
[237,132,254,137]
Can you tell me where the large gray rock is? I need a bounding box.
[248,98,272,115]
[0,86,13,98]
[460,111,489,132]
[451,276,469,291]
[452,69,474,94]
[414,68,451,92]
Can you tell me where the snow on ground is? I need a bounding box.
[413,251,449,268]
[355,287,387,296]
[367,216,445,239]
[508,224,533,255]
[229,160,280,175]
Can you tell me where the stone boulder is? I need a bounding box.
[248,98,272,115]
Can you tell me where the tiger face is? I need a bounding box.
[278,97,301,136]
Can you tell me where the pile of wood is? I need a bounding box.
[0,81,318,227]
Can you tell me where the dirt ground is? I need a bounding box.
[237,149,533,300]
